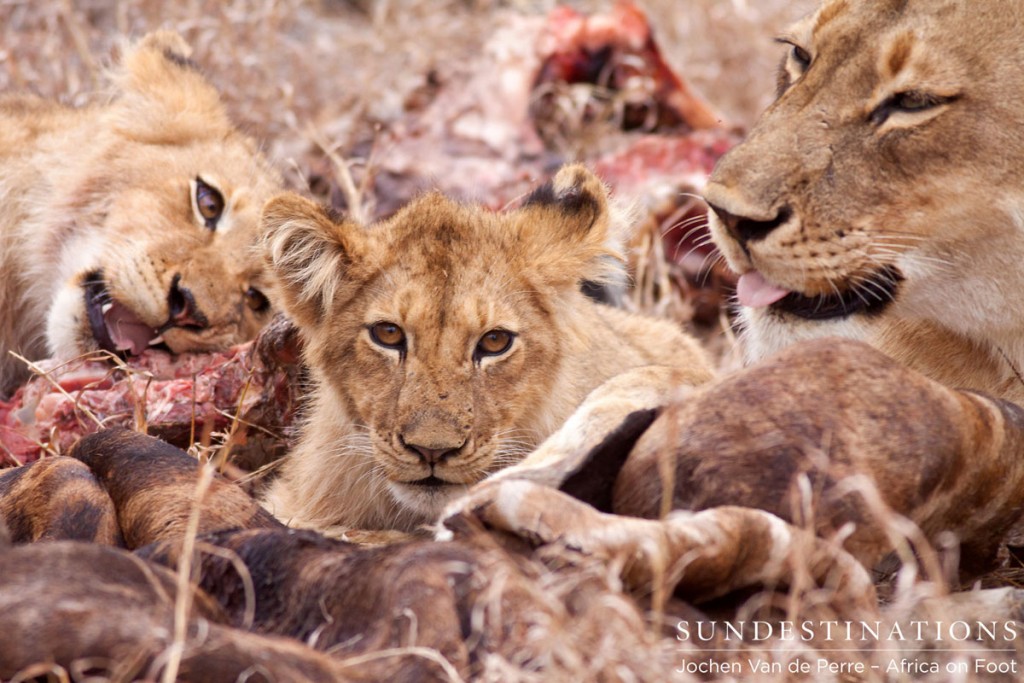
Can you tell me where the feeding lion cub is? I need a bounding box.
[0,31,281,396]
[259,165,712,533]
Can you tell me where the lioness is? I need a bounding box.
[0,31,281,396]
[259,165,713,533]
[704,0,1024,404]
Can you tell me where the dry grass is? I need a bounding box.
[9,2,1022,682]
[0,1,814,146]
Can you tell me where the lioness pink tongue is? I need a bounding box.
[103,302,160,356]
[736,270,791,308]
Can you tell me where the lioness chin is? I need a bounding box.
[259,165,713,533]
[0,31,281,397]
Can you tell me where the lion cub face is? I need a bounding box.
[703,0,1024,363]
[43,32,280,362]
[264,166,620,518]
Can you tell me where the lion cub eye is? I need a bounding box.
[891,91,939,111]
[369,321,406,350]
[474,329,515,361]
[194,177,225,230]
[244,286,270,313]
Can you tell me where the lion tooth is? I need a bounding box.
[100,302,113,315]
[148,335,165,347]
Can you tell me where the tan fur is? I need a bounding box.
[69,428,282,548]
[704,0,1024,404]
[0,457,121,545]
[0,31,281,396]
[260,165,713,532]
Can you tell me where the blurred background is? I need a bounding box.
[1,0,817,360]
[1,1,815,138]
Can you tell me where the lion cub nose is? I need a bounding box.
[708,202,792,246]
[401,437,463,465]
[167,274,209,329]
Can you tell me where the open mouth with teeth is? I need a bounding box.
[738,266,903,321]
[83,272,167,356]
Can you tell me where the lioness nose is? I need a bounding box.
[167,275,208,329]
[401,438,462,465]
[708,202,792,245]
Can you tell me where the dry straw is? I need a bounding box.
[13,2,1018,682]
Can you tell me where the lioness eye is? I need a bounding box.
[475,329,515,360]
[774,39,812,96]
[370,321,406,350]
[891,91,939,112]
[869,91,954,126]
[244,287,270,313]
[194,177,225,229]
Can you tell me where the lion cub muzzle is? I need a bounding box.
[83,265,262,356]
[395,403,475,473]
[398,406,471,468]
[399,436,466,467]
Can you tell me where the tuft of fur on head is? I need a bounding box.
[107,30,232,141]
[261,194,373,330]
[516,164,625,288]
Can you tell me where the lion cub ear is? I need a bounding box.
[516,164,624,286]
[108,30,232,139]
[261,193,372,329]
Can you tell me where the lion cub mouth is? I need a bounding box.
[406,475,451,488]
[83,271,166,356]
[738,266,903,321]
[389,475,471,519]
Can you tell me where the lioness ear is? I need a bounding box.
[516,164,624,286]
[261,193,370,329]
[108,31,231,140]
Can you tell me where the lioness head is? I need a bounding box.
[704,0,1024,368]
[263,165,623,522]
[42,32,281,362]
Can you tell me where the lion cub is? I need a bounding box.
[260,165,712,533]
[0,32,281,396]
